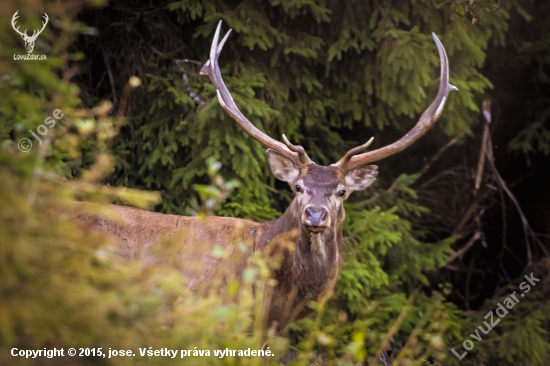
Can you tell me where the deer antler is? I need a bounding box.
[34,13,49,38]
[200,21,313,167]
[11,12,49,40]
[11,11,27,38]
[334,33,458,172]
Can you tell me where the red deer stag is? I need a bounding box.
[73,21,457,330]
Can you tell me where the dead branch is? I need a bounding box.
[481,100,549,263]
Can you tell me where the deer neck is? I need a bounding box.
[258,199,343,329]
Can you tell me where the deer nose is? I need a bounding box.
[305,206,328,227]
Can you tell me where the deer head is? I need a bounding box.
[11,11,49,54]
[200,21,457,235]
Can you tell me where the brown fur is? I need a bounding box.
[69,164,372,330]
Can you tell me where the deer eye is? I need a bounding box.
[295,185,302,192]
[337,190,346,197]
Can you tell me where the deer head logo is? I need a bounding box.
[11,11,49,54]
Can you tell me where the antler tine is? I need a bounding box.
[282,134,313,164]
[200,21,310,167]
[335,33,458,172]
[333,137,374,167]
[11,11,27,37]
[38,13,49,34]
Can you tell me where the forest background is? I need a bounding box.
[1,0,549,365]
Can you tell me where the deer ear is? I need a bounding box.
[267,149,300,183]
[345,165,378,191]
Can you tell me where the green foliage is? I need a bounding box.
[0,3,288,365]
[2,0,549,365]
[500,1,550,165]
[456,289,550,366]
[0,151,291,366]
[100,0,517,220]
[509,114,550,165]
[507,32,550,165]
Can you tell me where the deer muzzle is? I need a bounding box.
[303,206,329,232]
